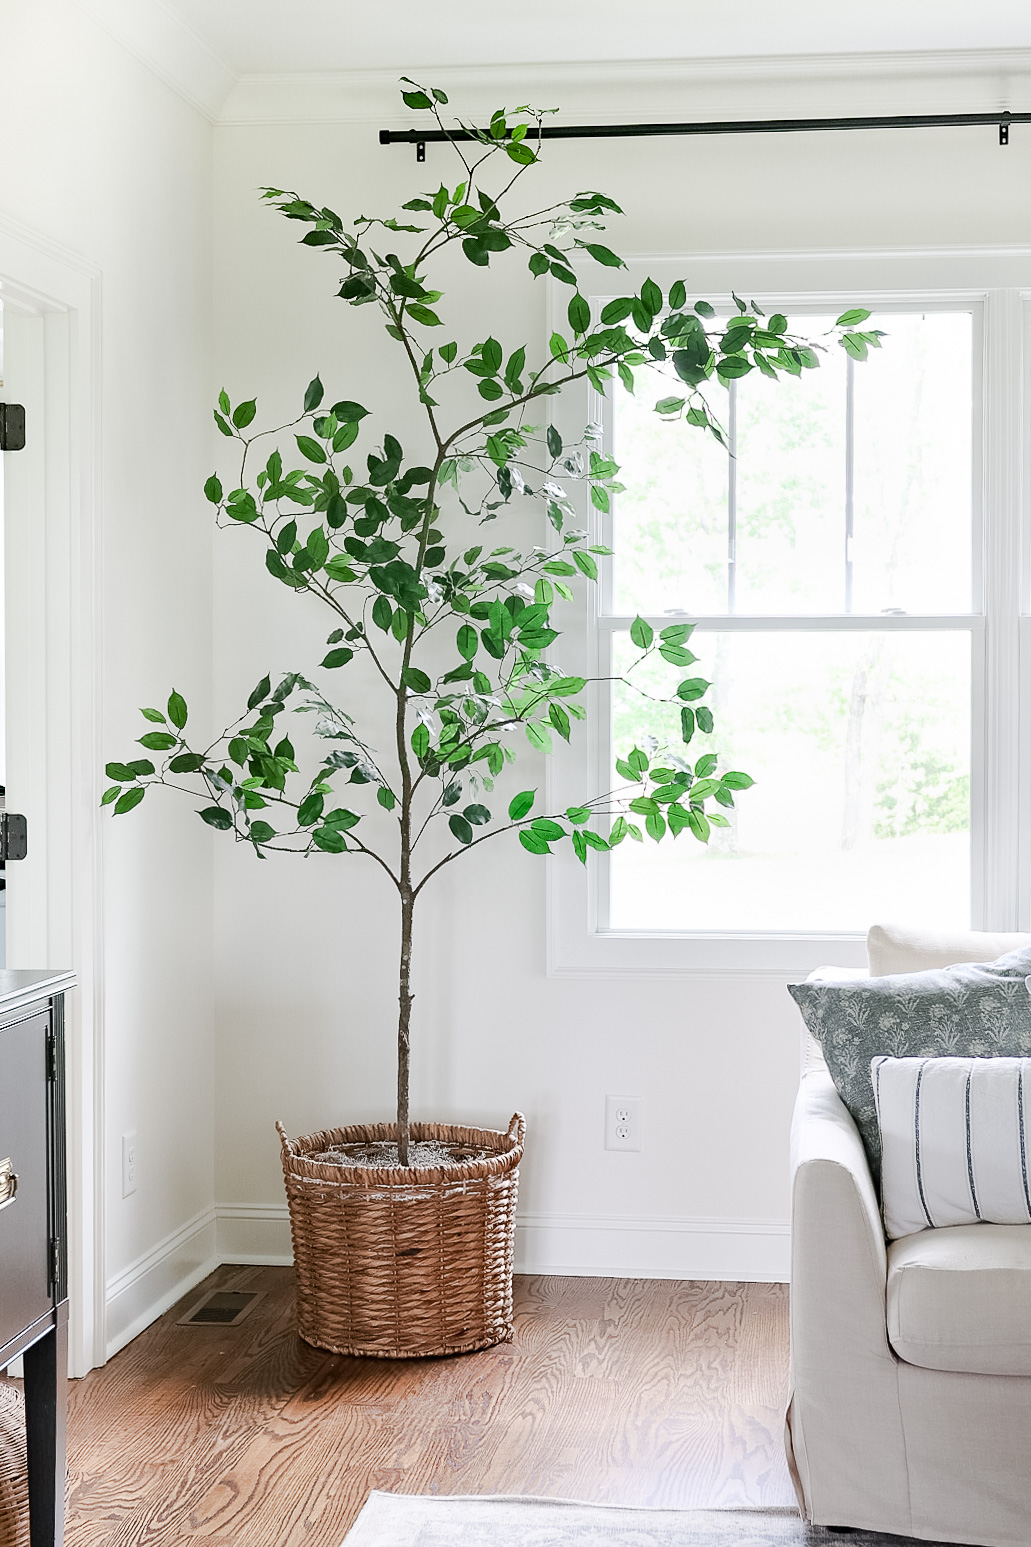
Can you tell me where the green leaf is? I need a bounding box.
[204,474,223,504]
[167,691,187,729]
[549,703,571,741]
[199,806,232,830]
[659,642,696,666]
[696,706,714,734]
[408,303,442,327]
[572,830,587,864]
[321,648,354,668]
[526,722,552,752]
[214,410,233,437]
[411,723,430,759]
[330,400,369,424]
[655,396,685,415]
[582,242,624,268]
[456,623,478,660]
[376,787,396,810]
[139,731,177,751]
[836,308,871,327]
[403,666,432,694]
[668,280,687,310]
[304,375,325,411]
[464,803,491,826]
[610,815,628,845]
[140,708,166,724]
[232,399,257,429]
[298,791,325,826]
[677,678,710,701]
[296,434,327,463]
[568,293,591,335]
[583,830,609,851]
[101,786,120,806]
[640,277,662,316]
[645,810,667,842]
[722,771,754,790]
[549,333,569,361]
[532,818,565,841]
[105,762,135,782]
[168,753,205,773]
[508,789,536,820]
[114,786,146,815]
[680,707,695,743]
[372,595,393,632]
[659,623,694,644]
[247,675,271,709]
[519,829,551,855]
[528,253,550,277]
[630,616,654,649]
[449,813,473,845]
[401,88,432,108]
[573,550,598,580]
[250,821,276,843]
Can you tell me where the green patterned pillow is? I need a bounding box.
[788,947,1031,1180]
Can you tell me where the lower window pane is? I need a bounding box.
[608,630,971,934]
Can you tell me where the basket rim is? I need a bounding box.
[276,1113,525,1187]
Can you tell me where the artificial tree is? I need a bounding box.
[105,83,880,1164]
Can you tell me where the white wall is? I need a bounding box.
[0,0,217,1358]
[211,56,1031,1280]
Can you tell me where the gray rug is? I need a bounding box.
[342,1491,954,1545]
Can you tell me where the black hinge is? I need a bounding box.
[49,1237,61,1293]
[46,1025,57,1082]
[0,404,25,452]
[0,812,27,862]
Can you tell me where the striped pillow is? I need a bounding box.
[873,1056,1031,1240]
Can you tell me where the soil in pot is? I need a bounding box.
[310,1139,493,1168]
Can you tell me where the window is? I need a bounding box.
[547,253,1031,976]
[607,307,973,935]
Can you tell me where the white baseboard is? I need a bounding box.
[104,1206,218,1360]
[515,1211,790,1282]
[217,1203,293,1265]
[214,1204,789,1283]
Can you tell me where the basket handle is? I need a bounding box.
[506,1112,526,1148]
[275,1119,296,1156]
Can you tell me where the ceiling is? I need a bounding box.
[162,0,1031,78]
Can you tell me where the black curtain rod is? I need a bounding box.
[380,109,1028,160]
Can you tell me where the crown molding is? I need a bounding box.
[74,0,237,122]
[219,47,1031,128]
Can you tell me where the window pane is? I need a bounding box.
[608,308,973,618]
[608,630,970,933]
[611,365,729,616]
[734,314,847,613]
[851,312,972,613]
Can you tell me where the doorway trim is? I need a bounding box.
[0,212,105,1376]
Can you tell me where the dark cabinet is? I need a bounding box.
[0,972,73,1547]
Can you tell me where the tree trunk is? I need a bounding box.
[397,885,414,1166]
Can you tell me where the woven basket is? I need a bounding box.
[277,1112,525,1358]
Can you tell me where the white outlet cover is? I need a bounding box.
[122,1130,138,1197]
[605,1095,643,1152]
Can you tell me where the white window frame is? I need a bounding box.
[546,248,1031,977]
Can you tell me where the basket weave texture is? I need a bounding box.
[277,1113,524,1358]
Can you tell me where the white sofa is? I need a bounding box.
[786,926,1031,1547]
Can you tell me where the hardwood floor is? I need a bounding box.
[1,1266,794,1547]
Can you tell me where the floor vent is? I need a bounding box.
[178,1290,264,1327]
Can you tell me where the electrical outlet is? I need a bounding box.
[605,1095,643,1152]
[122,1130,138,1197]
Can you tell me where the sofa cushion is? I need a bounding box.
[788,946,1031,1179]
[868,923,1031,977]
[887,1223,1031,1375]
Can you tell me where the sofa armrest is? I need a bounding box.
[790,1069,890,1355]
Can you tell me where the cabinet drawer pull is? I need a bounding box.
[0,1157,17,1209]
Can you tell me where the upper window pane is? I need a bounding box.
[851,311,972,614]
[609,307,973,617]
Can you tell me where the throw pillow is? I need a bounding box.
[788,946,1031,1179]
[874,1055,1031,1240]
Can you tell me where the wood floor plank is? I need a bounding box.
[0,1269,795,1547]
